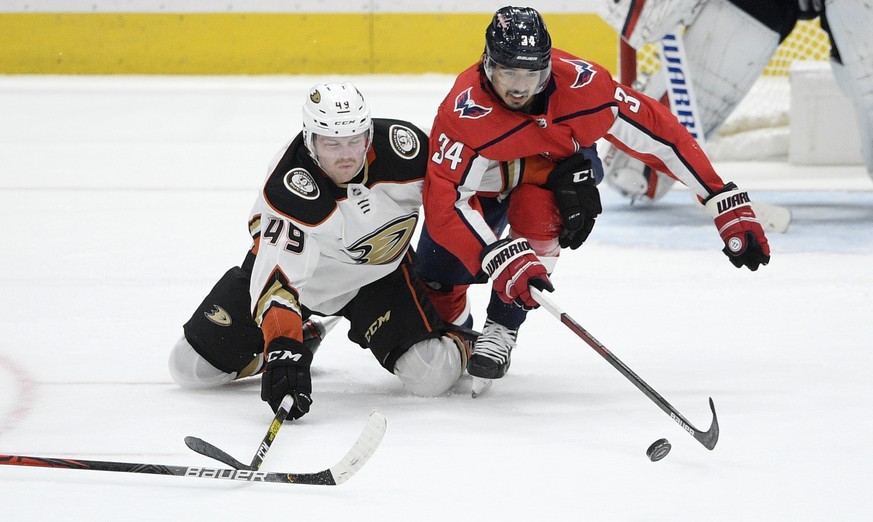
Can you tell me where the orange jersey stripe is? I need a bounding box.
[261,306,303,350]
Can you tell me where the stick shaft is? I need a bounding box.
[249,394,294,469]
[531,288,719,450]
[1,410,388,486]
[0,454,331,484]
[184,394,294,470]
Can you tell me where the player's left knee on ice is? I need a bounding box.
[394,337,463,396]
[168,336,237,388]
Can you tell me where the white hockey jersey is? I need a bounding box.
[247,119,429,346]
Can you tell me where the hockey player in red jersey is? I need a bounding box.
[416,6,772,384]
[599,0,873,203]
[169,82,473,418]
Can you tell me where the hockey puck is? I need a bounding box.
[646,438,671,462]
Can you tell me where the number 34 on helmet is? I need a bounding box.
[483,6,553,95]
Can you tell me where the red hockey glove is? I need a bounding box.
[481,238,554,309]
[704,182,771,271]
[260,337,313,418]
[544,152,603,250]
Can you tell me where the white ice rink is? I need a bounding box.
[1,76,872,521]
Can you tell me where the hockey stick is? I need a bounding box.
[185,394,295,470]
[186,318,342,468]
[531,288,719,450]
[0,410,387,486]
[660,31,791,233]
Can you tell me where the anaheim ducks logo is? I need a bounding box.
[389,124,420,159]
[204,305,232,326]
[283,168,319,200]
[345,214,418,265]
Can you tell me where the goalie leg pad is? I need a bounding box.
[604,0,780,203]
[825,0,873,175]
[627,0,782,137]
[683,0,782,136]
[597,0,707,49]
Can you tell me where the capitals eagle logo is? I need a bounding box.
[454,88,492,119]
[561,58,597,89]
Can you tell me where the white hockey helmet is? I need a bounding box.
[302,82,373,163]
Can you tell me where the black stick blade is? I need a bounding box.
[184,436,249,470]
[692,398,719,450]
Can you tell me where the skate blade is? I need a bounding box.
[471,377,493,398]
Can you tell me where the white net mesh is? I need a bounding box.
[762,19,832,77]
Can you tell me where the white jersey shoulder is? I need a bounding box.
[249,127,426,322]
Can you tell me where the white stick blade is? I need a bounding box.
[750,201,792,233]
[328,410,387,485]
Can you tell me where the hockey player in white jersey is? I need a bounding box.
[169,82,473,418]
[599,0,873,202]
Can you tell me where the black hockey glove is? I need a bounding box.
[260,337,313,419]
[545,154,603,249]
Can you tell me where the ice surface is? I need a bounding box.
[1,76,872,521]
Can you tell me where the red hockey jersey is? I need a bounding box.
[423,48,727,275]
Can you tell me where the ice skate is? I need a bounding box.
[466,318,517,380]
